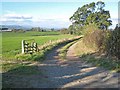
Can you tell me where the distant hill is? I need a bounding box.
[0,25,65,31]
[0,25,32,30]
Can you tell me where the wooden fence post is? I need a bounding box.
[22,40,25,54]
[22,39,38,54]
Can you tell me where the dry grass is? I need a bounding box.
[73,39,119,72]
[74,39,96,56]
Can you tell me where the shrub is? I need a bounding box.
[105,25,120,59]
[60,28,69,34]
[83,24,108,52]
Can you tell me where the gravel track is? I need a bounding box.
[31,42,119,88]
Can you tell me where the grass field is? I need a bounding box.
[2,31,74,60]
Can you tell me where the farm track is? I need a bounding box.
[2,41,120,88]
[32,41,119,88]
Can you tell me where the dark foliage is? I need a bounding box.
[106,25,120,59]
[60,28,69,34]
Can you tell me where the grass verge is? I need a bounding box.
[58,40,79,60]
[2,62,40,75]
[74,39,120,72]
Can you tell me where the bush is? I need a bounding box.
[60,28,69,34]
[105,25,120,59]
[83,24,108,52]
[82,24,120,60]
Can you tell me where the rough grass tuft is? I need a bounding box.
[58,40,78,60]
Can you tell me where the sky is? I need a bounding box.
[0,0,119,29]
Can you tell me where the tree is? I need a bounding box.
[51,28,54,31]
[69,1,112,33]
[96,1,105,12]
[30,27,44,32]
[70,2,96,26]
[68,25,74,34]
[60,28,69,34]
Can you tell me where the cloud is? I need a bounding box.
[0,12,33,22]
[4,14,32,19]
[0,11,34,26]
[0,11,71,28]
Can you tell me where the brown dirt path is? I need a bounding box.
[62,42,119,88]
[32,42,119,88]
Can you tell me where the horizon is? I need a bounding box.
[0,1,119,29]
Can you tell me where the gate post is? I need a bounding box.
[22,40,25,54]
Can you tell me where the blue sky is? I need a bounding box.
[0,0,119,29]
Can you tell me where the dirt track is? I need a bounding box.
[32,42,119,88]
[2,42,119,88]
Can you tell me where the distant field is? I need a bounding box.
[2,31,74,60]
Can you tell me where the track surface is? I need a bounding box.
[2,42,119,88]
[32,42,119,88]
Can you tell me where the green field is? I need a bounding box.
[2,31,74,60]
